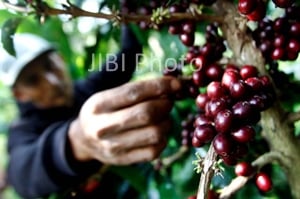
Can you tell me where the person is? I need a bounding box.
[0,25,181,199]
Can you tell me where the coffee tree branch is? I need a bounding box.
[2,0,223,26]
[287,111,300,124]
[196,145,218,199]
[219,151,283,199]
[213,0,300,198]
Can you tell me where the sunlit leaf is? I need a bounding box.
[1,17,22,56]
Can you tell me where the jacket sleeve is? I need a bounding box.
[7,119,101,199]
[75,25,143,98]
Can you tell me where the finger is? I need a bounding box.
[101,119,171,155]
[95,98,173,137]
[92,76,181,112]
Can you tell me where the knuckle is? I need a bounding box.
[153,79,165,95]
[96,126,111,138]
[135,106,153,124]
[127,84,141,102]
[103,142,120,158]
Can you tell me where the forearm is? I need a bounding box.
[7,122,100,198]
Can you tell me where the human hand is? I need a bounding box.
[69,77,181,165]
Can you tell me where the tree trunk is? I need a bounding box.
[213,1,300,198]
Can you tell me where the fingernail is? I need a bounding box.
[171,79,181,90]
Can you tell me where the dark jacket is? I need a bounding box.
[6,26,142,199]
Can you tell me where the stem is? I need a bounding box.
[161,146,189,167]
[219,151,282,199]
[287,111,300,124]
[196,145,218,199]
[3,1,223,25]
[251,151,282,168]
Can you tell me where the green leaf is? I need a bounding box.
[1,17,23,56]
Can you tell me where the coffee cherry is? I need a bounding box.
[194,124,217,143]
[222,70,241,89]
[194,114,213,127]
[192,136,204,147]
[200,43,214,58]
[205,63,224,81]
[213,133,234,157]
[214,109,234,133]
[286,4,300,20]
[286,51,298,61]
[273,34,286,48]
[180,33,195,46]
[207,190,219,199]
[187,195,197,199]
[248,95,266,110]
[290,22,300,37]
[245,77,264,92]
[287,39,300,53]
[246,1,266,21]
[235,162,255,176]
[82,179,100,193]
[182,21,196,34]
[194,55,208,69]
[238,0,257,15]
[240,65,258,79]
[222,155,238,166]
[193,71,207,87]
[225,64,240,72]
[207,81,227,99]
[259,41,272,57]
[271,47,285,60]
[273,17,288,32]
[232,101,260,124]
[196,93,210,109]
[206,98,228,118]
[232,125,256,143]
[168,24,182,35]
[255,172,273,192]
[169,4,183,13]
[230,80,250,100]
[272,0,294,8]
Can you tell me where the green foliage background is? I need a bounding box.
[0,0,300,198]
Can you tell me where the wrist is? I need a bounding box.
[68,118,93,162]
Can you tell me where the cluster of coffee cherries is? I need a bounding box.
[192,64,275,165]
[252,4,300,62]
[163,22,226,100]
[237,0,300,62]
[185,23,226,67]
[237,0,295,21]
[177,64,275,194]
[238,0,267,21]
[235,162,273,192]
[167,0,217,46]
[165,63,276,165]
[121,0,217,31]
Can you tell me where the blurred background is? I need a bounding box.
[0,0,300,198]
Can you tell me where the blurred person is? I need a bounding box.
[0,25,181,199]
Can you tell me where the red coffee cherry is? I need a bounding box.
[255,172,273,192]
[235,161,255,176]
